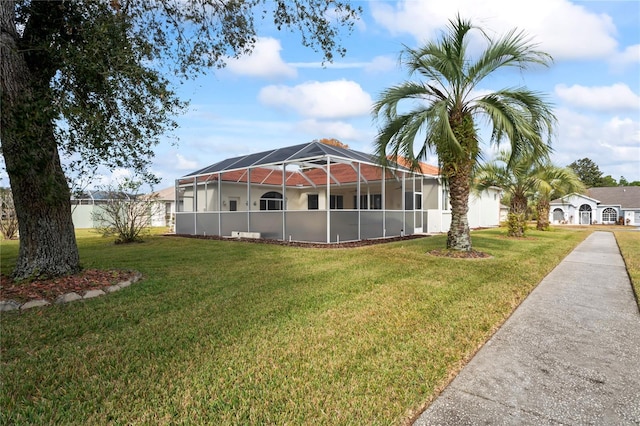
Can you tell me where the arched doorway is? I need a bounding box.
[553,208,564,223]
[579,204,592,225]
[260,191,283,210]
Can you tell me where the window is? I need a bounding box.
[259,191,283,210]
[355,195,368,210]
[330,195,343,209]
[404,192,414,210]
[308,194,319,210]
[371,194,382,210]
[229,200,237,211]
[602,207,617,223]
[553,208,564,222]
[354,194,380,209]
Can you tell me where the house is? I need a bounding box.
[549,186,640,226]
[149,186,176,229]
[71,189,171,229]
[174,141,501,243]
[70,190,130,228]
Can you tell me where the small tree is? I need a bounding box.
[0,188,19,240]
[91,180,161,244]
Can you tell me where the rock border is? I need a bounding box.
[0,272,142,312]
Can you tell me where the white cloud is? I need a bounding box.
[555,83,640,111]
[364,55,398,73]
[288,55,396,73]
[225,37,297,79]
[553,108,640,180]
[610,44,640,69]
[91,168,132,188]
[294,119,362,140]
[175,153,198,170]
[258,80,373,119]
[370,0,619,60]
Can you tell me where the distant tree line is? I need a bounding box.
[567,158,640,188]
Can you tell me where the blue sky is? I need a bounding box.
[17,0,640,191]
[145,0,639,191]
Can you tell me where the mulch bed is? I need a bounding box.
[166,233,429,248]
[0,269,140,304]
[427,249,492,259]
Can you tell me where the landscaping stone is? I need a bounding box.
[104,284,121,293]
[21,299,50,310]
[118,279,131,288]
[83,289,106,299]
[55,292,83,304]
[0,300,21,311]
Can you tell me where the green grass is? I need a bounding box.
[1,228,589,425]
[614,230,640,308]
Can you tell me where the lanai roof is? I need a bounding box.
[184,141,440,177]
[180,141,440,187]
[184,141,380,177]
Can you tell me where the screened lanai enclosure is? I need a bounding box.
[175,141,455,243]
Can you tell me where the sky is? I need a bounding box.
[7,0,640,191]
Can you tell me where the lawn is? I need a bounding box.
[1,228,590,424]
[615,230,640,306]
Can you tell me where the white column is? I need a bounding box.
[326,157,331,243]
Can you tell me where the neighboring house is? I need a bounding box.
[175,141,501,243]
[71,190,171,229]
[71,190,130,228]
[549,186,640,226]
[149,186,176,229]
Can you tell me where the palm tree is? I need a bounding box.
[475,150,584,236]
[372,15,555,251]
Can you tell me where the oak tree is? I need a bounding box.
[0,0,360,280]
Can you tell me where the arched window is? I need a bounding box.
[260,191,283,211]
[602,207,617,223]
[553,208,564,222]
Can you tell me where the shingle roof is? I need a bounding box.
[587,186,640,208]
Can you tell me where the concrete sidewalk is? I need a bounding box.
[414,231,640,425]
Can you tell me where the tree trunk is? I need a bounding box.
[508,193,528,237]
[536,198,550,230]
[446,163,472,251]
[1,1,80,280]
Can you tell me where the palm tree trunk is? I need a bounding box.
[1,1,80,280]
[536,198,550,230]
[446,163,472,251]
[508,193,528,237]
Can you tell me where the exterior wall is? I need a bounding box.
[175,172,501,241]
[71,205,99,228]
[467,188,501,228]
[72,201,170,229]
[422,179,440,209]
[150,201,175,228]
